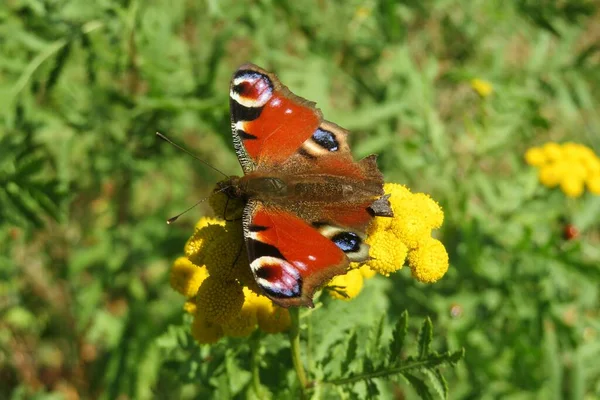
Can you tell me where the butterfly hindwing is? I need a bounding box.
[243,201,371,308]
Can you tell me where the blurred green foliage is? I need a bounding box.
[1,0,600,398]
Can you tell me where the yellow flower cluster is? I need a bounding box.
[525,142,600,198]
[170,215,290,345]
[170,182,449,342]
[360,183,449,283]
[470,78,493,98]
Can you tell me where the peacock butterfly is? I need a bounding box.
[219,64,393,308]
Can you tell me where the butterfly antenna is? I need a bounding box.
[166,185,231,224]
[156,132,229,178]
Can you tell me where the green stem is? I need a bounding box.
[323,359,439,386]
[289,307,308,391]
[250,334,264,399]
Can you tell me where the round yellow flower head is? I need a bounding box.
[196,277,244,324]
[542,142,563,161]
[183,299,197,315]
[364,183,448,281]
[470,78,493,98]
[587,174,600,195]
[538,163,563,188]
[327,268,364,300]
[527,142,600,197]
[408,238,449,283]
[221,288,260,337]
[209,187,244,220]
[560,177,585,198]
[256,297,291,334]
[191,310,224,345]
[358,265,377,279]
[524,147,546,167]
[365,230,408,276]
[583,156,600,176]
[185,220,225,261]
[170,257,209,298]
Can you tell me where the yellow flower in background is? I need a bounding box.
[541,142,562,161]
[170,181,449,344]
[526,142,600,198]
[524,147,546,167]
[470,78,493,98]
[587,174,600,195]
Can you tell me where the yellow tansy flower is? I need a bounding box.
[256,299,291,334]
[587,174,600,194]
[524,147,546,167]
[196,277,245,324]
[221,289,260,337]
[365,230,408,276]
[538,164,563,187]
[410,193,444,230]
[408,238,449,283]
[209,190,244,220]
[471,79,493,97]
[170,257,209,297]
[560,177,585,198]
[328,268,364,300]
[358,265,377,279]
[183,299,197,314]
[582,156,600,175]
[188,222,245,280]
[191,310,224,345]
[527,142,600,197]
[390,199,433,249]
[542,142,563,161]
[185,221,225,261]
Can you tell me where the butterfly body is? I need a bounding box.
[224,64,392,307]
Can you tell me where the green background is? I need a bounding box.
[1,0,600,398]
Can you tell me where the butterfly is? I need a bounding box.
[219,64,392,308]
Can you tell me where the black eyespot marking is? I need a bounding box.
[238,130,258,140]
[312,128,339,152]
[331,232,362,253]
[247,239,285,262]
[230,99,264,122]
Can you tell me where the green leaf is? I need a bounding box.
[417,317,433,360]
[341,331,358,373]
[388,310,408,365]
[45,41,73,92]
[422,368,448,400]
[4,187,44,227]
[402,372,434,400]
[368,315,385,357]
